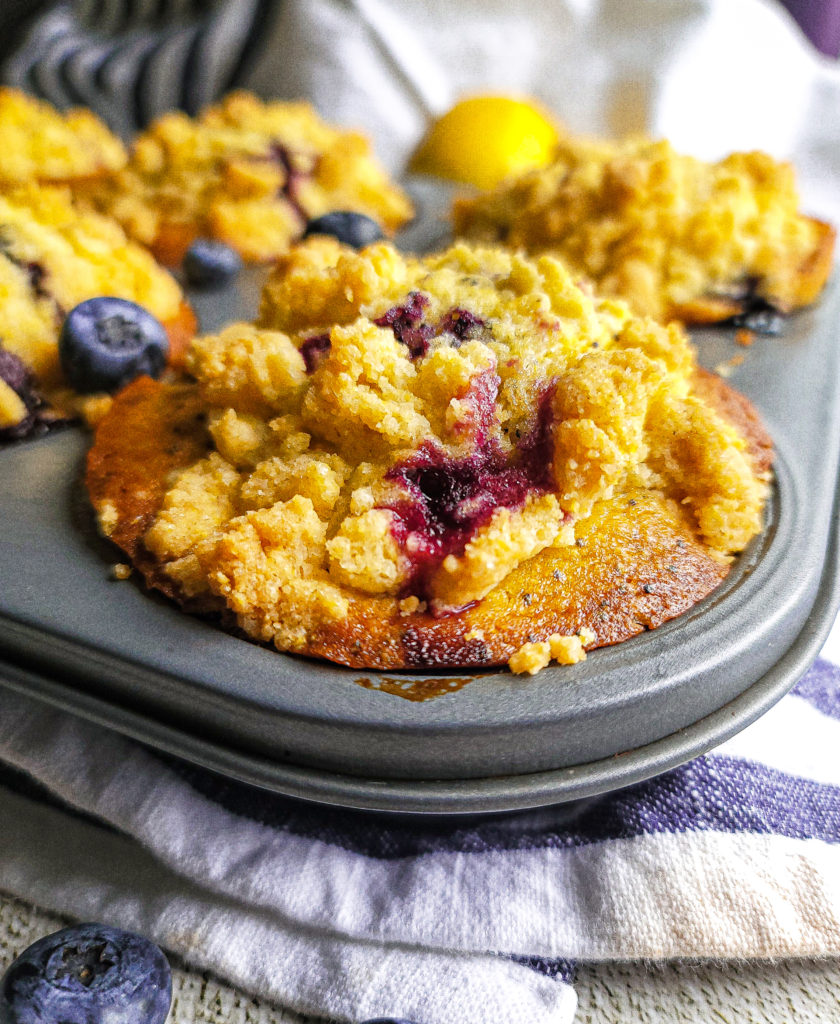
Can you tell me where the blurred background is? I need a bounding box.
[0,0,836,140]
[0,0,838,222]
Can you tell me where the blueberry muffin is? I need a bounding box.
[0,184,195,440]
[91,91,413,265]
[86,240,771,673]
[453,134,835,325]
[0,88,126,189]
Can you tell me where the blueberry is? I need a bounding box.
[182,238,243,288]
[302,211,385,249]
[0,922,171,1024]
[730,305,785,335]
[59,297,169,393]
[359,1019,419,1023]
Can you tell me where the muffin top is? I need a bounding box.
[0,184,192,436]
[93,90,413,264]
[86,240,768,668]
[0,87,126,187]
[453,133,834,323]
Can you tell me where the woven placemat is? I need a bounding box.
[2,892,838,1022]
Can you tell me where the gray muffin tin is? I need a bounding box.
[1,222,839,814]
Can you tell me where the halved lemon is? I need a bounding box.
[408,95,560,191]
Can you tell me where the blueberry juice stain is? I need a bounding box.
[300,332,331,373]
[374,294,487,361]
[381,379,559,608]
[374,291,434,359]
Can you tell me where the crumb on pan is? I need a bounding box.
[508,627,597,675]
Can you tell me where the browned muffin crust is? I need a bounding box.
[85,367,771,670]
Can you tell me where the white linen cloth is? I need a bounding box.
[1,651,840,1024]
[1,2,840,1022]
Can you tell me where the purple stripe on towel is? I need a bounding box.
[792,659,840,720]
[161,749,840,857]
[507,955,576,985]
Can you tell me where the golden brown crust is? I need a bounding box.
[85,376,212,602]
[789,217,837,310]
[150,222,197,269]
[85,371,768,669]
[669,217,836,324]
[164,301,199,368]
[305,493,729,669]
[691,367,774,475]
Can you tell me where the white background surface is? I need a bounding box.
[245,0,840,227]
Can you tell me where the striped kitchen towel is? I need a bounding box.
[0,653,838,1024]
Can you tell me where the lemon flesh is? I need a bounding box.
[409,96,560,190]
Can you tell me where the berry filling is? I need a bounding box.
[374,291,434,359]
[269,142,311,225]
[716,277,785,335]
[437,308,486,345]
[0,230,52,302]
[0,347,67,441]
[0,346,32,396]
[451,363,500,444]
[728,296,785,335]
[300,332,331,373]
[374,294,487,360]
[382,380,559,605]
[22,258,49,300]
[303,302,488,373]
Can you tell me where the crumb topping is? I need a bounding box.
[0,184,186,425]
[91,91,413,262]
[0,88,126,186]
[454,134,826,321]
[137,240,768,655]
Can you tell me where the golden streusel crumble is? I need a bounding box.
[454,134,833,323]
[0,184,188,425]
[91,90,413,264]
[0,87,126,187]
[134,239,767,660]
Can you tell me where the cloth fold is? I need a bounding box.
[1,654,840,1024]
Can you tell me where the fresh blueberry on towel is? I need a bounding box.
[0,922,171,1024]
[183,238,243,288]
[303,211,385,248]
[59,297,169,393]
[359,1018,419,1023]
